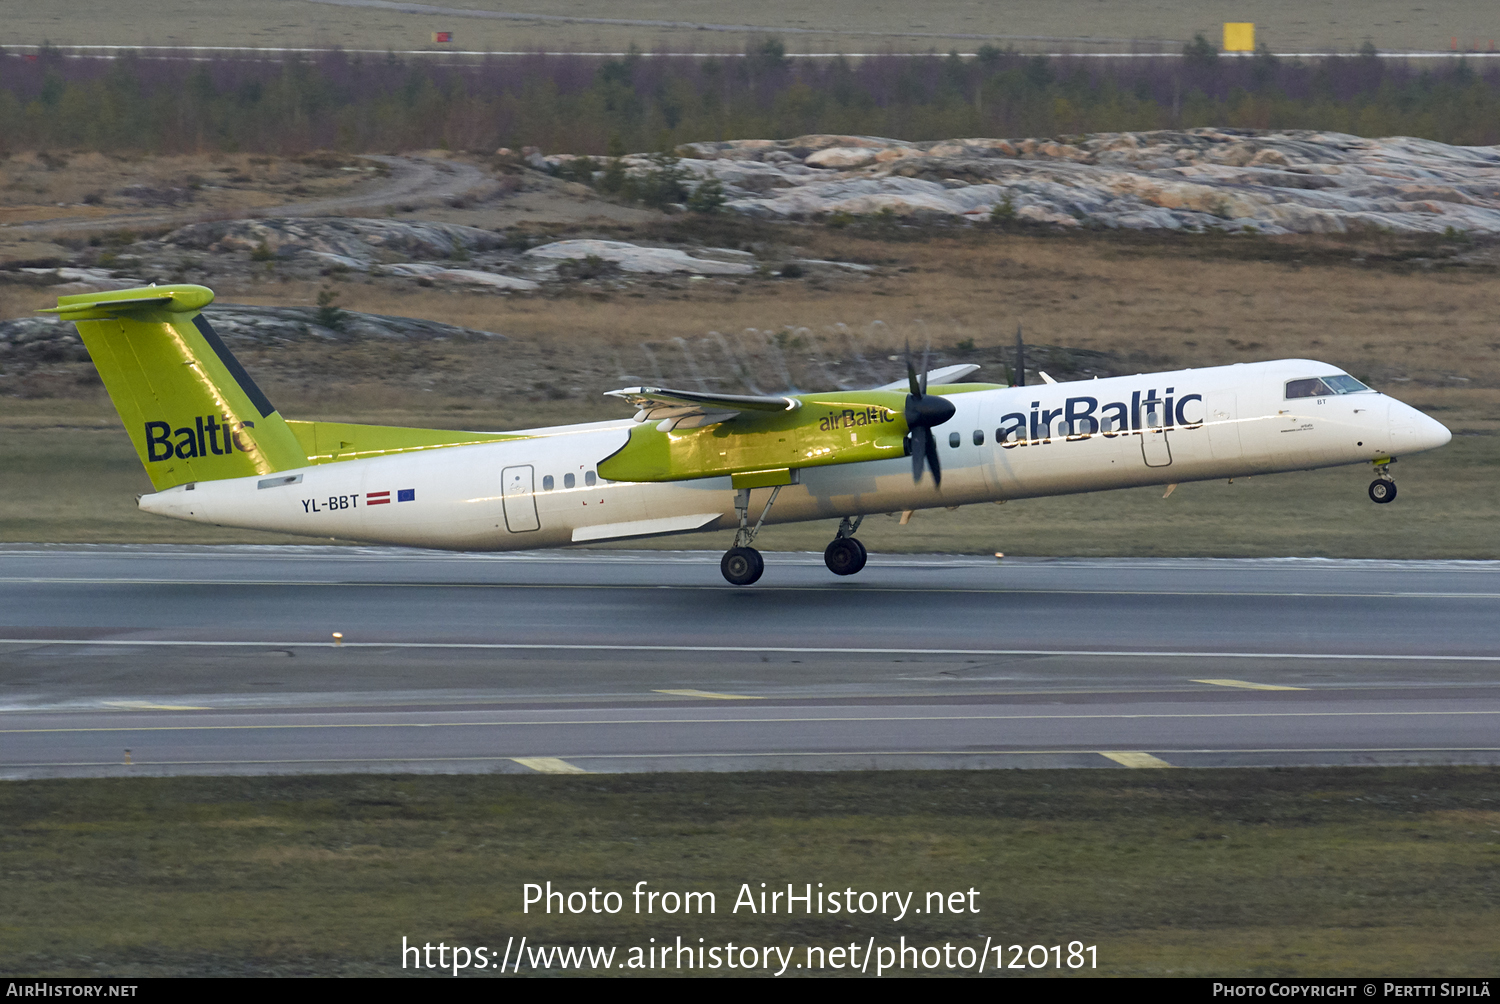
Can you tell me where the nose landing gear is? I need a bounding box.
[823,516,867,576]
[1368,458,1397,504]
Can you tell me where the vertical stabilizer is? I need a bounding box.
[43,284,307,490]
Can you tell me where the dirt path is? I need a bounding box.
[0,155,491,237]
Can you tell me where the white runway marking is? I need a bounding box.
[1194,679,1307,691]
[7,709,1499,736]
[2,639,1496,661]
[3,577,1498,599]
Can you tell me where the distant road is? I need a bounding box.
[0,155,490,236]
[1,547,1497,778]
[10,43,1488,59]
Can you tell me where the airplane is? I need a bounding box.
[44,283,1453,585]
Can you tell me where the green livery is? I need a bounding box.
[598,388,992,483]
[45,285,307,490]
[287,421,524,464]
[48,284,530,490]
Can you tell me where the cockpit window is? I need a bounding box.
[1286,375,1371,399]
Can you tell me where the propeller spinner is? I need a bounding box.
[904,342,957,487]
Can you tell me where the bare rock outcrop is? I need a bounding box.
[165,217,506,266]
[549,129,1500,235]
[0,304,504,370]
[524,239,755,275]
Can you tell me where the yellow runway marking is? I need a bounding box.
[1100,751,1175,768]
[654,689,762,700]
[1194,679,1306,691]
[512,756,589,774]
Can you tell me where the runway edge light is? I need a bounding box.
[1224,23,1255,52]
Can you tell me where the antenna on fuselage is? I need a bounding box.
[1014,323,1026,388]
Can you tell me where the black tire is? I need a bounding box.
[824,536,868,576]
[1368,478,1397,504]
[721,546,764,585]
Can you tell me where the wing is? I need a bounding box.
[871,364,980,391]
[605,386,800,430]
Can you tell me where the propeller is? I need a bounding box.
[904,341,956,487]
[1014,322,1026,388]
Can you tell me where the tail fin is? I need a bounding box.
[44,284,307,490]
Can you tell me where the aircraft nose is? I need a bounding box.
[1388,400,1452,455]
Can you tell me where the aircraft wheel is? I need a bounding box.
[1368,478,1397,504]
[824,536,868,576]
[721,546,764,585]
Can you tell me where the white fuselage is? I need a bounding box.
[139,359,1452,550]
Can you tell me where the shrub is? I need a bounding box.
[314,287,345,331]
[686,171,726,214]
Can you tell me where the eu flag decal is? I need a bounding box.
[398,489,416,502]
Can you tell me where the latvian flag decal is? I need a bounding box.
[366,489,416,505]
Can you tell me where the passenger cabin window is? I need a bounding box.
[949,432,961,448]
[564,473,576,489]
[542,475,554,491]
[1286,375,1371,399]
[585,471,597,487]
[973,429,984,446]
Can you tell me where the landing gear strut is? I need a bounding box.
[1368,458,1397,504]
[720,486,781,585]
[823,516,867,576]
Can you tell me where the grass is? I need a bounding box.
[1,768,1497,976]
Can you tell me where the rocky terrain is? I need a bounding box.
[552,129,1500,235]
[1,216,865,298]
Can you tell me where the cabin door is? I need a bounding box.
[501,465,541,532]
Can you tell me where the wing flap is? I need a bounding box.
[606,386,801,414]
[872,364,981,391]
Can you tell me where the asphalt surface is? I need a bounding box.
[1,545,1497,778]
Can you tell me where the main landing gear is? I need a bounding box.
[720,486,781,585]
[718,496,871,585]
[823,516,867,576]
[1368,458,1397,504]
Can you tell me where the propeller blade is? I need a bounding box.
[905,340,920,398]
[910,426,928,482]
[924,425,943,487]
[919,341,931,395]
[1014,323,1026,388]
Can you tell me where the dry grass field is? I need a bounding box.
[3,216,1497,557]
[4,0,1497,54]
[0,151,380,230]
[4,768,1499,977]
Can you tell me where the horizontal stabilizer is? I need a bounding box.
[872,364,981,391]
[40,284,216,320]
[41,295,173,316]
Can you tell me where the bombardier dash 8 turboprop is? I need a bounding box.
[48,284,1452,585]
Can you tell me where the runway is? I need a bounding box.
[2,545,1497,778]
